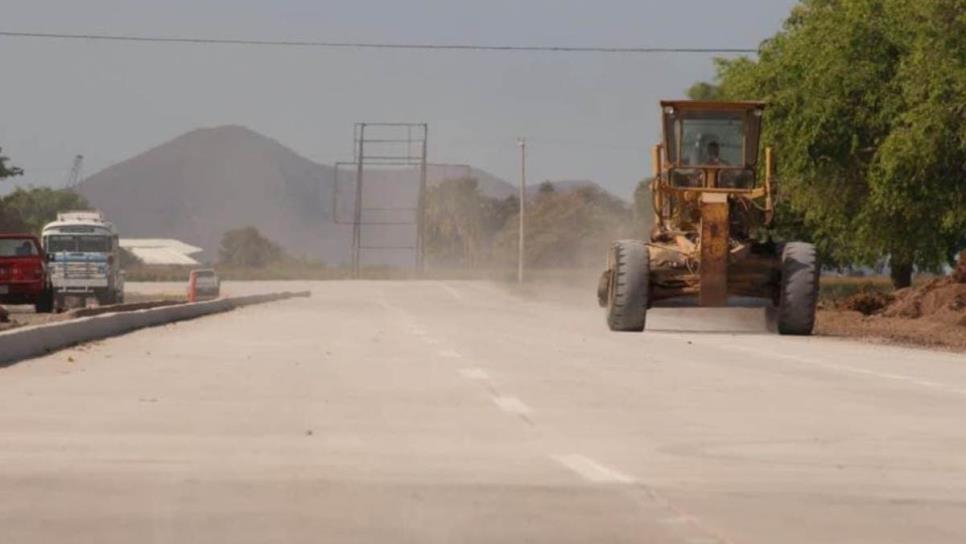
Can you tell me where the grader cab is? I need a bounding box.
[597,100,818,334]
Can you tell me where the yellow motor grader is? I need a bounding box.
[597,100,818,334]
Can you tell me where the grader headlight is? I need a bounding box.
[717,168,756,189]
[670,168,705,188]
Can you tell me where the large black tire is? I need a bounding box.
[97,290,115,306]
[34,288,54,314]
[606,240,650,332]
[777,242,819,335]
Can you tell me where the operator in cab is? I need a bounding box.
[706,141,727,165]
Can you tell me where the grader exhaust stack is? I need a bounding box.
[597,101,818,334]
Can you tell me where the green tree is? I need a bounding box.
[0,152,90,235]
[0,187,90,233]
[0,148,23,180]
[0,148,25,231]
[686,82,723,101]
[218,226,284,267]
[693,0,966,287]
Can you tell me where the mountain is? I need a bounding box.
[77,126,345,263]
[77,126,516,266]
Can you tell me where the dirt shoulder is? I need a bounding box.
[816,310,966,352]
[817,253,966,353]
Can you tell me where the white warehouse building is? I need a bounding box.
[119,239,204,266]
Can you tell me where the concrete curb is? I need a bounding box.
[66,299,187,318]
[0,291,311,365]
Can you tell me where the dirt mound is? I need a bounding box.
[840,290,894,315]
[817,252,966,349]
[880,253,966,325]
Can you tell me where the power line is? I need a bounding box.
[0,31,757,54]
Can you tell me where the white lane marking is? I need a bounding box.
[552,454,636,484]
[492,396,531,415]
[410,327,428,337]
[663,331,966,397]
[685,538,719,544]
[439,349,463,359]
[423,337,442,345]
[438,282,465,302]
[459,368,489,380]
[717,341,966,396]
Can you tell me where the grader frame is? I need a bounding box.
[598,100,818,334]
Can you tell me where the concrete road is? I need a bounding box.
[1,280,965,543]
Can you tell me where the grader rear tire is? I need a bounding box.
[606,240,650,332]
[777,242,819,335]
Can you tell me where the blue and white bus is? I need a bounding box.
[41,211,124,307]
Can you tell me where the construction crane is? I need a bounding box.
[65,155,84,189]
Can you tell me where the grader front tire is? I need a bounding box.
[777,242,819,335]
[606,240,650,332]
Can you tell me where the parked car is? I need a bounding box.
[0,234,55,313]
[189,268,220,300]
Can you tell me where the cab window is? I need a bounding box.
[0,238,39,257]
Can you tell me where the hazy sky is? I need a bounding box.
[1,0,797,199]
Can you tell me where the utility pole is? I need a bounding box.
[517,138,526,284]
[352,124,366,278]
[416,124,428,272]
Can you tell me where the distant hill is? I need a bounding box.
[77,126,344,263]
[77,126,516,266]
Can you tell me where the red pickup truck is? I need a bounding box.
[0,234,54,313]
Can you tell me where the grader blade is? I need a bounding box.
[699,192,729,306]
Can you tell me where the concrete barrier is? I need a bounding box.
[67,299,187,318]
[0,291,310,365]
